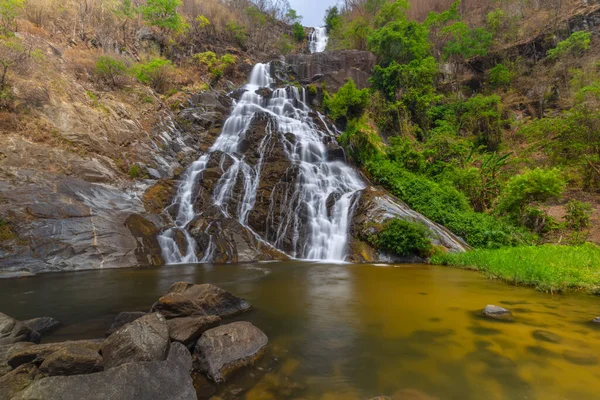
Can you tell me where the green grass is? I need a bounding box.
[431,244,600,293]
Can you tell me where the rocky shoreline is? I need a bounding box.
[0,283,268,400]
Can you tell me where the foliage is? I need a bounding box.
[324,6,341,33]
[485,8,505,37]
[368,19,431,65]
[565,200,592,230]
[0,0,24,34]
[489,63,511,88]
[547,31,592,60]
[193,51,236,80]
[369,218,433,257]
[495,168,566,224]
[130,58,173,92]
[323,79,369,122]
[225,22,247,48]
[442,22,492,60]
[95,56,127,87]
[276,34,293,55]
[139,0,188,34]
[292,22,304,42]
[0,37,39,90]
[432,244,600,293]
[128,164,143,179]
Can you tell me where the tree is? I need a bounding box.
[442,22,492,61]
[95,56,127,87]
[0,37,31,89]
[0,0,24,34]
[139,0,187,35]
[324,6,340,33]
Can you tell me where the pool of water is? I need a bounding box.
[1,262,600,399]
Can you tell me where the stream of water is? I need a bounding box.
[309,27,329,53]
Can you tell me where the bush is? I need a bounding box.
[130,58,173,92]
[193,51,235,80]
[565,200,592,230]
[95,56,127,87]
[292,22,304,42]
[442,22,492,60]
[547,31,591,60]
[0,0,24,34]
[489,63,511,88]
[370,218,433,257]
[276,34,293,55]
[323,79,369,122]
[128,164,143,179]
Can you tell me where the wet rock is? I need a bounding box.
[481,305,514,321]
[152,282,252,319]
[167,316,221,347]
[592,317,600,324]
[143,180,176,214]
[255,87,273,98]
[39,346,103,376]
[532,330,561,344]
[0,364,38,400]
[12,342,196,400]
[21,317,60,336]
[0,313,40,345]
[105,311,147,337]
[124,214,164,266]
[101,313,169,369]
[194,321,268,383]
[563,350,598,365]
[7,340,102,370]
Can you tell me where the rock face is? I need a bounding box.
[285,50,378,91]
[167,316,221,346]
[105,312,147,337]
[481,305,514,321]
[101,313,170,369]
[22,317,60,337]
[152,283,252,319]
[12,342,197,400]
[194,321,268,383]
[348,187,470,262]
[0,313,40,345]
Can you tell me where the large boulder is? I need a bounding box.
[105,311,147,337]
[167,316,221,347]
[12,342,197,400]
[21,317,60,337]
[0,364,38,400]
[38,345,103,376]
[101,312,170,369]
[152,283,252,319]
[7,340,102,370]
[194,321,268,383]
[0,313,40,345]
[0,343,34,377]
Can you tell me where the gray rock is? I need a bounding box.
[7,340,103,370]
[0,313,40,345]
[592,317,600,324]
[12,342,197,400]
[22,317,60,336]
[481,305,514,321]
[105,312,147,337]
[532,330,561,344]
[39,345,103,376]
[152,283,252,319]
[0,342,34,377]
[101,312,169,369]
[167,316,220,347]
[195,321,268,383]
[0,364,38,400]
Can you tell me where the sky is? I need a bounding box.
[289,0,338,27]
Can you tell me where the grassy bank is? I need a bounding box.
[431,244,600,293]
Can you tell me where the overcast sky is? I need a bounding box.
[289,0,338,27]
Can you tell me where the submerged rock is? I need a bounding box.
[532,330,561,344]
[101,313,169,369]
[563,350,598,365]
[481,305,514,321]
[167,316,221,347]
[0,313,40,346]
[22,317,60,337]
[105,311,147,337]
[152,283,252,319]
[12,342,197,400]
[194,321,268,383]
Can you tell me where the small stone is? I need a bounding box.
[532,330,561,344]
[101,313,169,370]
[167,315,220,347]
[39,345,103,376]
[481,305,514,321]
[105,312,146,337]
[22,317,60,336]
[592,317,600,324]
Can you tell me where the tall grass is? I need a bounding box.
[431,244,600,293]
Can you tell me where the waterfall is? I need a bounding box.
[158,63,365,264]
[309,27,328,53]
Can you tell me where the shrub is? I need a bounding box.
[323,79,369,122]
[0,0,24,34]
[292,22,304,42]
[548,31,591,60]
[369,218,433,257]
[139,0,188,35]
[130,58,173,92]
[95,56,127,87]
[128,164,143,179]
[226,22,247,49]
[565,200,592,230]
[489,63,511,88]
[276,34,293,55]
[442,22,492,60]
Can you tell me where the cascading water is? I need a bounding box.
[158,63,366,264]
[309,27,328,53]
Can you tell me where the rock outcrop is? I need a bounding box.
[21,318,60,337]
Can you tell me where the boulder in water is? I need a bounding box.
[152,283,252,319]
[592,317,600,324]
[0,313,40,346]
[105,311,147,337]
[21,317,60,337]
[11,342,196,400]
[101,313,169,369]
[194,321,268,383]
[481,305,514,321]
[167,316,220,347]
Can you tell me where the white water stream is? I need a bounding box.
[309,27,328,53]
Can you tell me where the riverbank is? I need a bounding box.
[431,243,600,294]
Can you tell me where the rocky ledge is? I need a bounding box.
[0,283,268,400]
